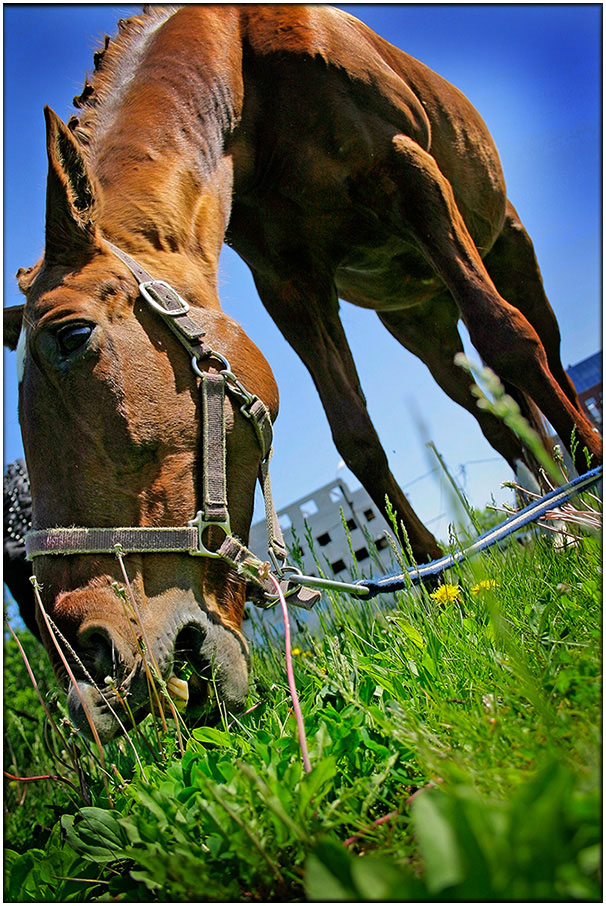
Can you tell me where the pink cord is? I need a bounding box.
[267,573,312,774]
[227,701,262,730]
[344,810,398,847]
[343,779,444,847]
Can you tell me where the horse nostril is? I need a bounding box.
[78,627,117,684]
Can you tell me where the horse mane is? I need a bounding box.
[68,5,181,148]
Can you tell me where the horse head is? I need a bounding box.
[6,108,278,742]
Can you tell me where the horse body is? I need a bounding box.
[5,5,600,739]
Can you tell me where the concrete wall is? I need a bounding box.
[248,478,393,580]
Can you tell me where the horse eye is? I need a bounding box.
[56,324,93,356]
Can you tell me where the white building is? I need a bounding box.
[248,478,393,581]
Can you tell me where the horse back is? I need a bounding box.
[234,6,505,232]
[239,6,503,174]
[106,4,503,221]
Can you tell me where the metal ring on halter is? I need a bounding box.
[281,565,306,584]
[263,563,304,600]
[187,511,232,558]
[191,350,231,379]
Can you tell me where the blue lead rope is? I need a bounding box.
[353,465,602,598]
[286,465,602,600]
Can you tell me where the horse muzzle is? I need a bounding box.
[66,608,249,743]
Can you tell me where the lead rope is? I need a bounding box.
[285,464,603,599]
[266,573,312,774]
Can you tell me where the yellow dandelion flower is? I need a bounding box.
[430,583,461,605]
[291,647,302,656]
[471,579,497,596]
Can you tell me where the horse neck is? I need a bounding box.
[84,6,243,302]
[95,153,234,306]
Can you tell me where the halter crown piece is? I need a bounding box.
[24,239,321,610]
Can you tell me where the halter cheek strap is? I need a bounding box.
[24,241,320,611]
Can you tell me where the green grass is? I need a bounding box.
[4,519,602,901]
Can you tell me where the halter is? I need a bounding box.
[24,240,320,609]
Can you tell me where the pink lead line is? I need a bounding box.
[264,573,445,841]
[266,572,312,774]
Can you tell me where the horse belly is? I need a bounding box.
[335,239,443,311]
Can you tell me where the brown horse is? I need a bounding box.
[4,5,601,740]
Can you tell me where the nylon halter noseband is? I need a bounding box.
[24,240,320,609]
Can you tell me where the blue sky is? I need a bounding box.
[3,4,601,541]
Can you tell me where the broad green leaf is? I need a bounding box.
[304,839,357,901]
[4,849,20,872]
[412,790,464,893]
[299,755,338,814]
[6,849,46,901]
[131,785,173,825]
[61,810,124,864]
[77,806,125,844]
[351,855,415,900]
[359,727,391,757]
[175,784,200,804]
[129,868,164,892]
[216,760,238,783]
[399,620,425,649]
[192,726,233,748]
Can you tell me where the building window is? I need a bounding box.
[375,536,388,550]
[300,498,319,518]
[584,396,602,425]
[329,485,344,503]
[331,558,346,574]
[355,546,369,561]
[346,518,357,532]
[317,532,331,546]
[363,508,375,521]
[278,513,292,530]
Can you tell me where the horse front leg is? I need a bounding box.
[251,268,443,563]
[383,134,602,473]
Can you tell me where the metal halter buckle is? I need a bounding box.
[187,511,231,558]
[139,280,191,317]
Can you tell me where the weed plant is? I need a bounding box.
[4,492,602,901]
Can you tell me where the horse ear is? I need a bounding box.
[4,305,25,350]
[16,262,41,295]
[44,106,98,264]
